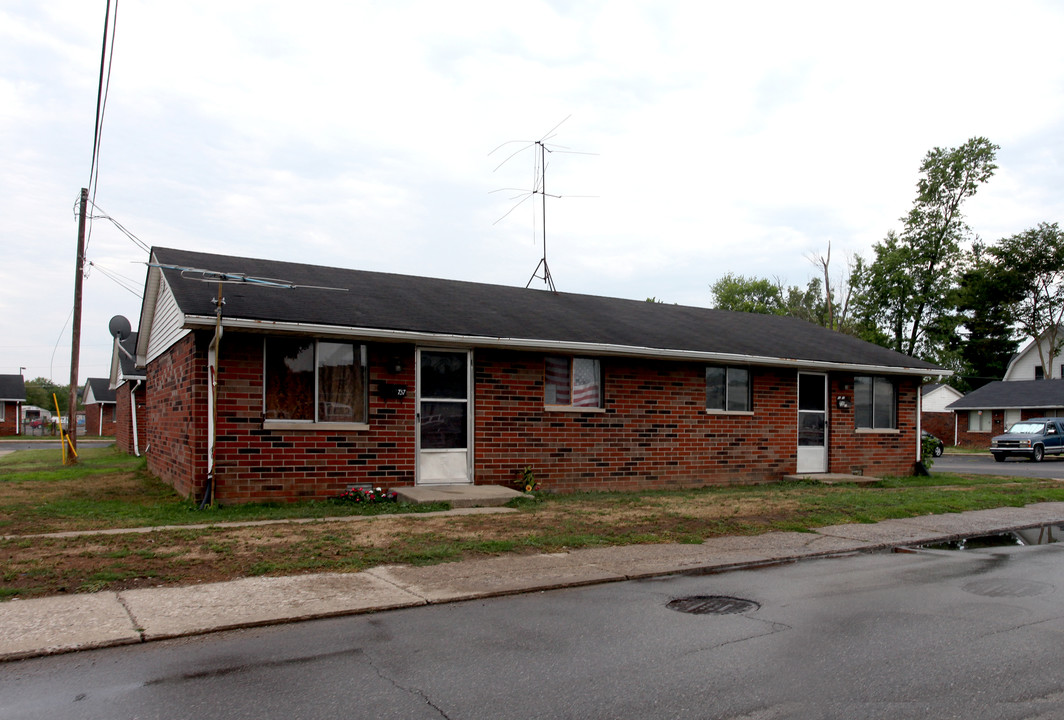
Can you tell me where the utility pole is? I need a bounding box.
[67,187,88,464]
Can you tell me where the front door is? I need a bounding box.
[797,372,828,473]
[416,349,473,485]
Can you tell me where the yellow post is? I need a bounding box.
[53,393,77,463]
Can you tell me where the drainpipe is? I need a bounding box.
[130,380,142,457]
[203,284,223,508]
[98,405,103,437]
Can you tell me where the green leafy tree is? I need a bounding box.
[710,273,785,314]
[24,377,77,416]
[989,222,1064,378]
[711,273,831,325]
[853,137,999,359]
[954,243,1022,389]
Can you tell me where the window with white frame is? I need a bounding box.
[545,357,602,408]
[968,410,993,432]
[854,375,895,429]
[264,338,368,423]
[0,403,4,422]
[706,366,751,412]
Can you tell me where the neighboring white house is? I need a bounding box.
[922,383,964,412]
[1004,326,1064,381]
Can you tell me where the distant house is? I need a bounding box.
[108,330,147,455]
[947,327,1064,447]
[0,375,26,436]
[134,247,947,504]
[921,383,964,446]
[1003,326,1064,381]
[82,378,117,437]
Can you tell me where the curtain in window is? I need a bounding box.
[572,358,601,407]
[264,338,315,420]
[545,357,571,405]
[318,342,364,422]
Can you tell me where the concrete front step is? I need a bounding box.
[783,473,881,485]
[395,484,527,508]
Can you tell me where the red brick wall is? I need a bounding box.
[146,334,924,502]
[827,375,920,476]
[158,333,417,503]
[474,351,920,491]
[84,402,117,437]
[115,382,148,454]
[921,411,954,446]
[145,333,206,498]
[0,401,19,436]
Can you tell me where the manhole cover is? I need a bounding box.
[962,579,1054,598]
[666,595,760,615]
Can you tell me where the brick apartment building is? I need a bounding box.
[133,247,946,504]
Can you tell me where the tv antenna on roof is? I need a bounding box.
[490,116,596,293]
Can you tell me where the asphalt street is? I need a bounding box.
[4,542,1064,720]
[937,452,1064,479]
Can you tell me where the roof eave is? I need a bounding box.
[181,314,947,378]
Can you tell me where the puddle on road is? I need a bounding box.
[915,524,1064,551]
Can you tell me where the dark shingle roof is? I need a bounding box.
[84,378,116,404]
[947,380,1064,410]
[150,247,943,374]
[0,374,25,401]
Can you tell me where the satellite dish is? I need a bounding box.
[108,315,132,340]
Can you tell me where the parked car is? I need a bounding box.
[990,417,1064,462]
[922,430,944,458]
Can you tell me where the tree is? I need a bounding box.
[852,137,999,359]
[710,273,827,322]
[710,273,785,315]
[953,242,1022,389]
[24,377,79,416]
[807,242,859,333]
[989,222,1064,378]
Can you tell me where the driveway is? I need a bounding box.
[936,451,1064,479]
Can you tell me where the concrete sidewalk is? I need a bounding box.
[3,501,1064,662]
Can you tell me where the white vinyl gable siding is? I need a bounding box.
[145,277,191,364]
[923,385,964,412]
[1004,330,1064,381]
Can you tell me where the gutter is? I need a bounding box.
[179,314,950,379]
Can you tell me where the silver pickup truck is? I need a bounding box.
[990,417,1064,462]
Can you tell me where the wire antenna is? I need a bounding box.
[490,116,596,292]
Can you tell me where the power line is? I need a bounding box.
[87,200,151,253]
[87,261,143,298]
[86,0,119,254]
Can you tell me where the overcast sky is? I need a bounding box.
[3,0,1064,386]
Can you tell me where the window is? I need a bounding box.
[264,338,367,423]
[969,410,993,432]
[1035,365,1044,380]
[545,357,602,408]
[109,405,117,422]
[854,375,895,429]
[706,366,751,412]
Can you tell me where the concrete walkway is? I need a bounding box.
[3,501,1064,662]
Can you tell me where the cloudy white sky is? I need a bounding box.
[3,0,1064,385]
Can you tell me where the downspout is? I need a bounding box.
[916,385,923,462]
[98,405,103,437]
[203,284,223,508]
[15,401,20,435]
[130,380,142,457]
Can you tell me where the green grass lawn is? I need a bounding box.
[2,445,1064,600]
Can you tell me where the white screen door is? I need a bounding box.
[797,372,828,473]
[416,349,472,485]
